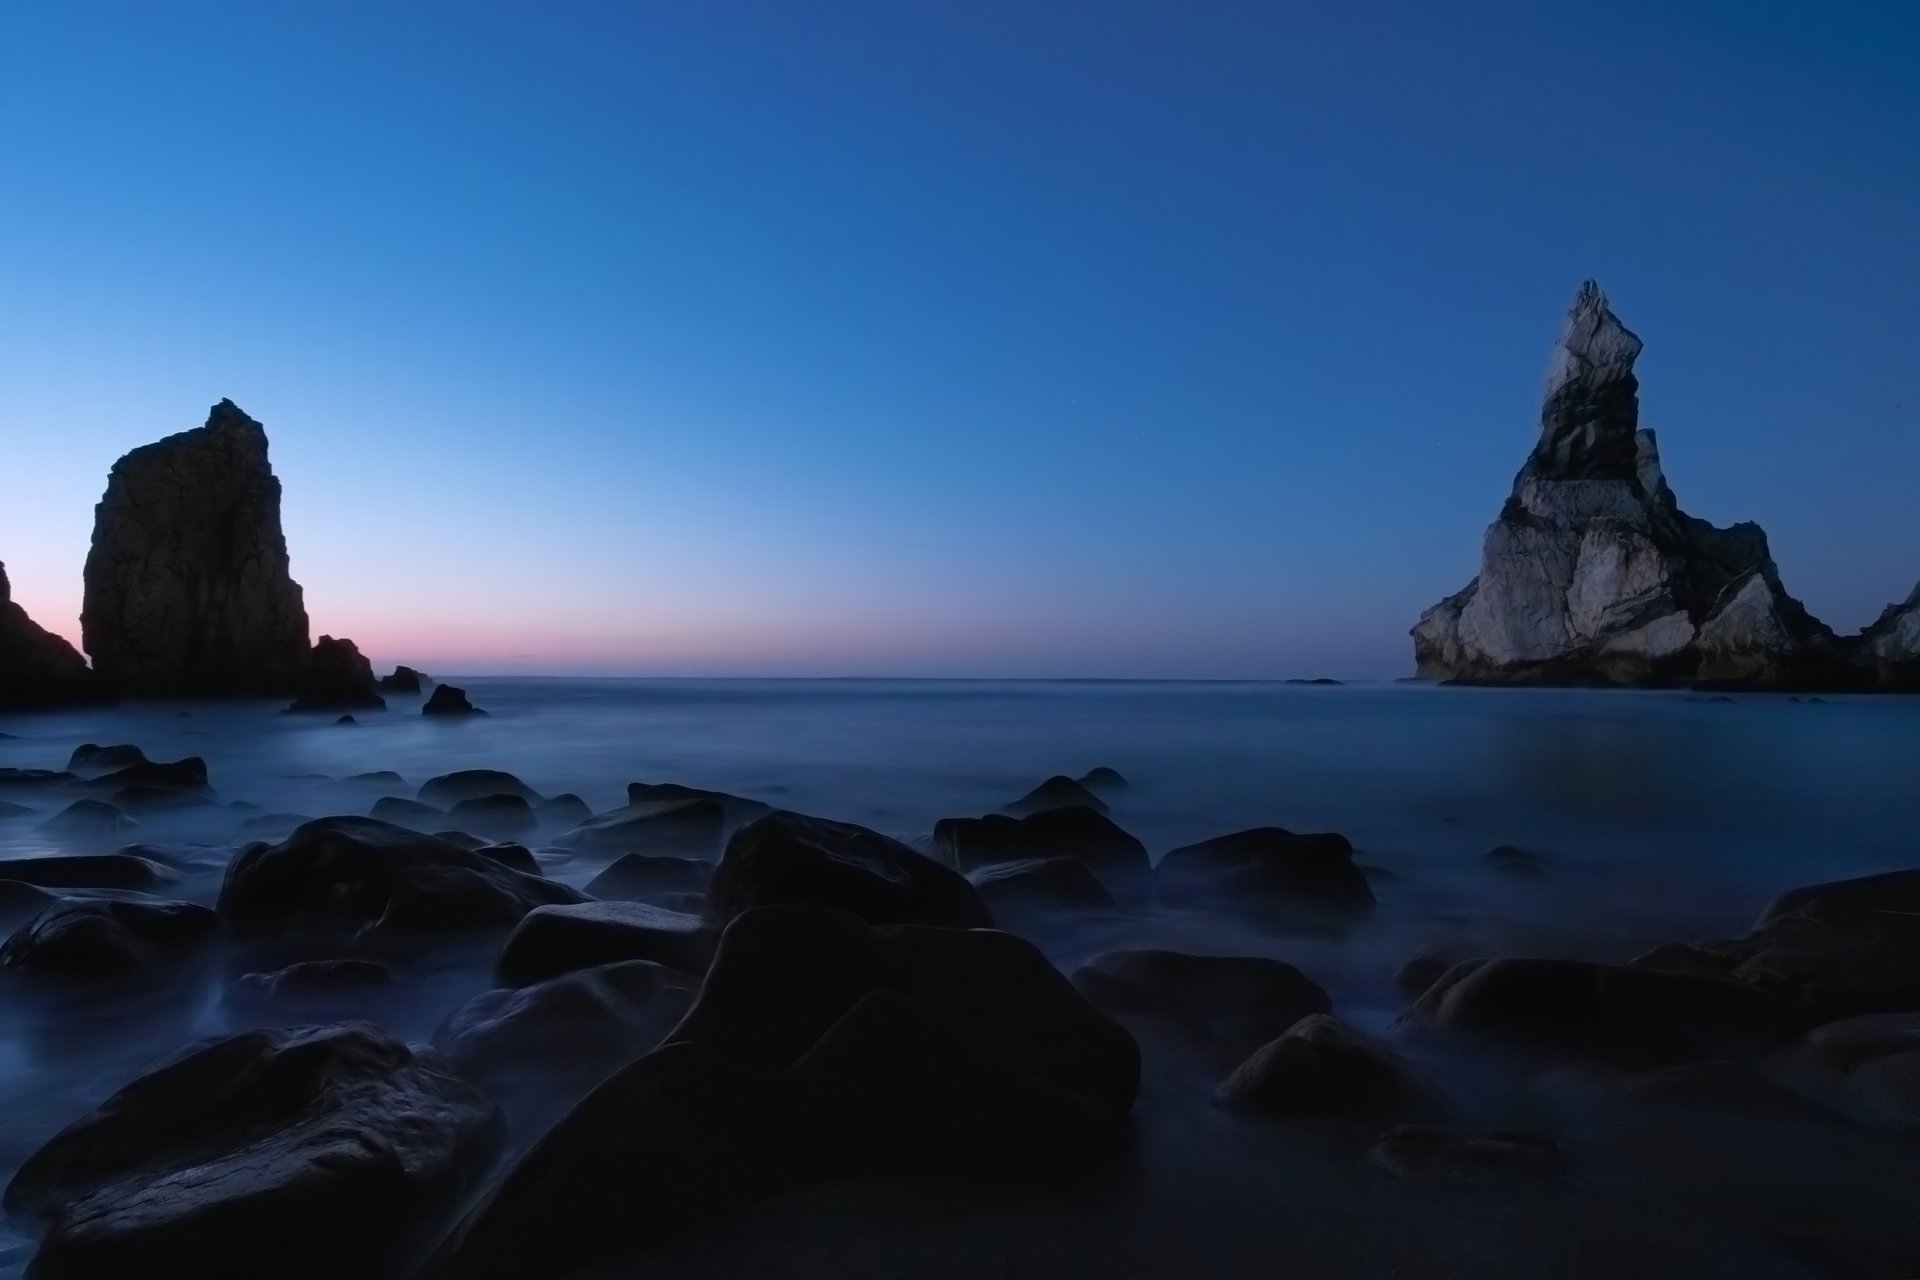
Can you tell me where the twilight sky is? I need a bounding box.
[2,0,1916,679]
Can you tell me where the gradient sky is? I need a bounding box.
[2,0,1916,678]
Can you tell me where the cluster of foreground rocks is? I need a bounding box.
[2,751,1920,1278]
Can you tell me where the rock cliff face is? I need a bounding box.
[1857,584,1920,686]
[0,562,94,709]
[82,400,311,696]
[1413,283,1846,687]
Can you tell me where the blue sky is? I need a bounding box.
[2,0,1915,677]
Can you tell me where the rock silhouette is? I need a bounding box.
[285,635,386,713]
[0,561,93,709]
[82,400,310,695]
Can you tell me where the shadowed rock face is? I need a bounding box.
[0,562,93,709]
[82,400,310,696]
[1413,283,1841,687]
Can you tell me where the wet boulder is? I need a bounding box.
[110,783,219,814]
[707,810,992,930]
[1370,1125,1567,1181]
[0,852,178,891]
[4,1022,502,1280]
[83,755,210,795]
[1405,957,1789,1067]
[1001,774,1108,816]
[968,856,1117,914]
[418,770,540,808]
[447,794,538,840]
[626,781,771,825]
[934,806,1150,889]
[0,898,216,996]
[226,959,403,1024]
[36,799,138,841]
[474,842,539,875]
[1215,1014,1440,1118]
[583,852,711,901]
[435,960,694,1128]
[1078,766,1128,792]
[65,743,149,773]
[370,796,447,827]
[1157,826,1374,912]
[497,901,717,985]
[418,905,1136,1280]
[285,635,387,713]
[1394,945,1460,1001]
[1780,1013,1920,1133]
[1072,949,1332,1067]
[0,768,74,792]
[216,817,586,964]
[535,793,592,828]
[555,797,728,857]
[422,684,486,716]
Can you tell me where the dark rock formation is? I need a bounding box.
[81,754,210,795]
[418,770,540,807]
[0,852,178,891]
[0,561,94,709]
[707,810,993,930]
[0,898,216,996]
[1216,1014,1439,1117]
[626,781,771,826]
[435,961,693,1127]
[1002,774,1109,816]
[583,852,712,901]
[535,792,593,828]
[1484,845,1548,875]
[555,797,727,856]
[934,805,1150,888]
[969,856,1118,914]
[446,794,538,840]
[377,664,427,693]
[496,902,717,985]
[1078,765,1128,791]
[1072,949,1331,1067]
[4,1022,502,1280]
[66,743,147,773]
[474,842,539,875]
[422,684,486,716]
[1404,956,1788,1067]
[1413,283,1844,687]
[216,817,586,965]
[81,400,311,695]
[226,959,403,1023]
[1157,826,1375,911]
[418,905,1136,1280]
[1394,945,1459,1000]
[285,635,386,712]
[36,798,138,840]
[1857,584,1920,686]
[1370,1125,1566,1181]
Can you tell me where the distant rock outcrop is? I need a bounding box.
[378,665,428,693]
[423,684,486,716]
[1858,584,1920,687]
[285,636,386,713]
[1413,283,1888,689]
[82,400,310,695]
[0,562,93,709]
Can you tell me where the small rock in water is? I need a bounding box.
[1073,949,1332,1068]
[496,901,717,985]
[535,792,593,828]
[65,743,150,773]
[423,684,487,716]
[1370,1125,1566,1180]
[969,856,1117,914]
[1216,1015,1440,1118]
[284,634,387,713]
[378,664,427,693]
[1000,774,1109,817]
[1484,845,1548,875]
[1157,826,1374,912]
[419,770,540,807]
[334,714,357,726]
[1077,765,1129,791]
[934,806,1149,889]
[556,798,727,857]
[1394,945,1461,1001]
[448,794,538,840]
[36,798,138,840]
[370,796,447,827]
[583,853,711,901]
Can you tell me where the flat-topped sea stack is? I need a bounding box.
[1413,282,1917,690]
[82,400,313,697]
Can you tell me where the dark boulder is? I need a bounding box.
[535,793,592,828]
[435,830,486,851]
[418,906,1136,1280]
[4,1022,502,1280]
[1216,1014,1440,1117]
[82,754,210,795]
[934,806,1150,888]
[0,881,59,932]
[0,800,34,820]
[968,856,1117,914]
[370,796,446,828]
[216,817,586,964]
[435,960,693,1126]
[65,743,149,773]
[418,770,540,808]
[422,684,486,716]
[583,852,712,901]
[626,781,771,824]
[1370,1125,1567,1181]
[1001,774,1108,816]
[377,665,426,693]
[342,770,407,788]
[36,799,137,840]
[497,902,717,985]
[1072,949,1332,1067]
[285,635,386,712]
[555,797,727,856]
[1394,945,1460,1001]
[334,714,357,726]
[1405,957,1789,1066]
[236,811,312,839]
[1484,845,1548,875]
[1783,1013,1920,1132]
[707,810,993,930]
[0,898,216,995]
[1078,766,1128,791]
[0,560,96,709]
[0,768,74,791]
[80,399,312,696]
[111,783,218,814]
[0,853,177,891]
[1157,826,1374,911]
[474,843,539,875]
[226,959,402,1023]
[447,794,538,840]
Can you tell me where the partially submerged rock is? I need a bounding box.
[1001,774,1108,816]
[934,805,1149,887]
[0,852,177,891]
[707,810,993,930]
[65,743,148,773]
[226,959,402,1023]
[1370,1125,1566,1181]
[496,901,716,985]
[378,664,427,693]
[1216,1014,1439,1118]
[4,1022,502,1280]
[1073,948,1331,1067]
[371,795,447,827]
[35,798,137,840]
[555,797,727,856]
[583,852,712,901]
[0,897,216,996]
[968,856,1117,914]
[418,770,540,807]
[80,399,312,696]
[285,634,386,712]
[1158,826,1375,911]
[535,792,592,828]
[422,684,487,716]
[447,793,538,840]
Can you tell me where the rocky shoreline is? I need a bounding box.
[1414,283,1920,690]
[0,738,1916,1277]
